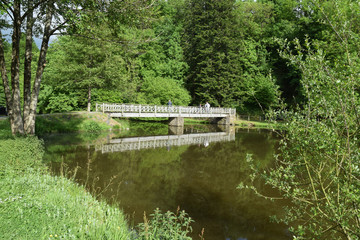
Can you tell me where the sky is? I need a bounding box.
[2,28,56,49]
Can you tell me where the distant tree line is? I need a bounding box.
[2,0,348,119]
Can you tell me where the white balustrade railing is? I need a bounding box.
[95,103,236,116]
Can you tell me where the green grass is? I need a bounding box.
[0,118,195,240]
[184,116,282,129]
[35,112,129,135]
[184,118,210,124]
[234,118,283,129]
[0,136,46,175]
[0,134,132,239]
[0,172,131,240]
[0,118,12,139]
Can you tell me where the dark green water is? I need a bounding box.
[42,123,291,240]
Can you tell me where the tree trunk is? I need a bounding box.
[25,4,53,135]
[0,31,12,116]
[25,12,52,135]
[10,0,24,135]
[23,2,34,132]
[87,85,91,112]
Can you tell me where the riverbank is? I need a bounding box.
[0,120,132,239]
[184,117,281,129]
[35,111,130,135]
[0,119,194,239]
[1,112,280,134]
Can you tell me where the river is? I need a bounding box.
[42,122,291,240]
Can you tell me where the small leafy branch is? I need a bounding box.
[136,207,194,240]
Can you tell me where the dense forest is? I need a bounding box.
[1,0,358,118]
[0,0,346,115]
[1,0,359,239]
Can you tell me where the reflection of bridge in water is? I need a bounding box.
[95,131,235,153]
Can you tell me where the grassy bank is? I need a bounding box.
[233,118,282,129]
[35,112,130,135]
[184,116,281,129]
[0,133,132,239]
[0,118,194,239]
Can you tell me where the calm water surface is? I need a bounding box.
[42,123,291,240]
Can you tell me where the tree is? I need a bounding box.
[42,31,135,112]
[0,0,158,135]
[40,0,190,111]
[182,0,244,107]
[182,0,280,112]
[241,0,360,238]
[0,0,87,135]
[135,0,191,105]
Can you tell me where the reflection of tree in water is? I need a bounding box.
[43,128,288,240]
[44,139,189,220]
[176,129,286,239]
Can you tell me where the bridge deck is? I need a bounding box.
[96,103,236,118]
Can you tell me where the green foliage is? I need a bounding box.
[243,1,360,236]
[183,0,243,106]
[272,38,360,239]
[136,208,193,240]
[46,93,79,113]
[41,3,191,112]
[137,77,191,106]
[80,121,102,133]
[92,89,125,107]
[42,33,132,111]
[182,0,280,112]
[0,83,5,107]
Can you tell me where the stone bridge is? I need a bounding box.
[95,103,236,126]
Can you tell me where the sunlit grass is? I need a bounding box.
[0,172,131,240]
[35,112,127,135]
[0,120,195,239]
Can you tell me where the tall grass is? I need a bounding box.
[0,173,131,240]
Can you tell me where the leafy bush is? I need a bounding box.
[242,39,360,239]
[136,208,194,240]
[80,121,102,133]
[46,93,79,113]
[137,77,191,106]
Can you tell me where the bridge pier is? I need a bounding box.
[168,126,184,135]
[211,116,235,125]
[168,117,184,127]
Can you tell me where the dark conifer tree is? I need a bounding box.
[182,0,243,107]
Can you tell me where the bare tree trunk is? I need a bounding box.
[0,31,12,116]
[87,85,91,112]
[10,0,24,135]
[25,4,53,135]
[23,1,34,132]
